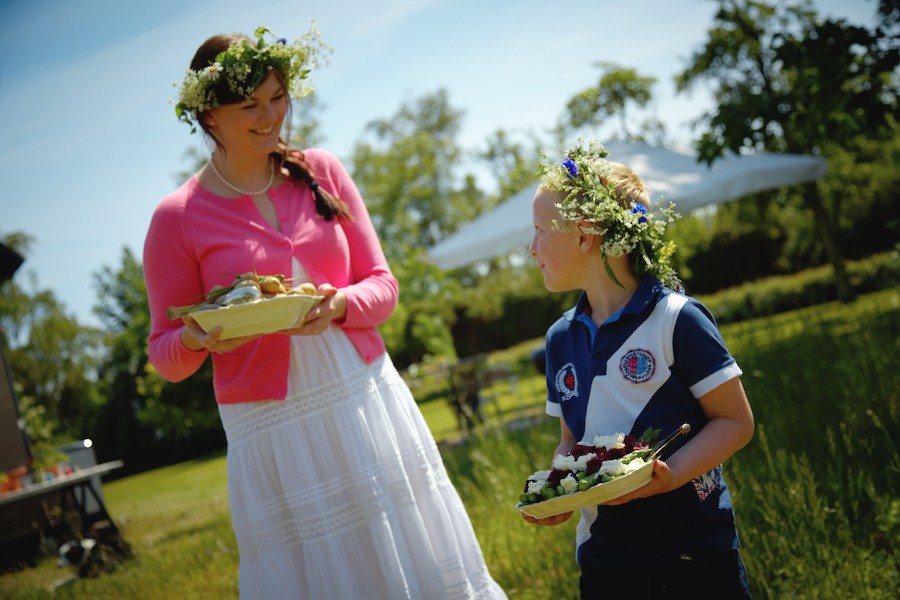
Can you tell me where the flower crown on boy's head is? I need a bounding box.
[173,23,331,132]
[539,139,682,291]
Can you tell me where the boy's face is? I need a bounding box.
[529,189,584,292]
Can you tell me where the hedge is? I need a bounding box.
[696,251,899,325]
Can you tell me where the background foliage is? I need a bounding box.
[0,0,896,476]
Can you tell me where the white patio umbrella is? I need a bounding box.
[426,141,828,270]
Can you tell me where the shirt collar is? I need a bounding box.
[563,276,664,324]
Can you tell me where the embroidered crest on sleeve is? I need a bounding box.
[554,363,579,402]
[620,348,656,383]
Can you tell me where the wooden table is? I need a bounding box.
[0,460,124,539]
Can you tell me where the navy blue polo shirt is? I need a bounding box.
[543,277,744,566]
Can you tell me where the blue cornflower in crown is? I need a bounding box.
[539,139,681,290]
[631,204,649,223]
[562,158,579,179]
[173,23,331,132]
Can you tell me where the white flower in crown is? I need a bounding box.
[203,62,223,80]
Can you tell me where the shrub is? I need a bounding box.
[697,251,899,324]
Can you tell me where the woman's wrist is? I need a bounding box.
[180,325,205,352]
[332,290,348,324]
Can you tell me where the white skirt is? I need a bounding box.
[218,325,506,600]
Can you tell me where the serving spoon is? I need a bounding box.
[649,423,692,461]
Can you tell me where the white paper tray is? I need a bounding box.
[515,459,654,518]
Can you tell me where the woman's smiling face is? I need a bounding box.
[206,72,288,157]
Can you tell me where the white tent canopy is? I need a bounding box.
[426,141,828,270]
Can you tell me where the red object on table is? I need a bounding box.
[5,465,28,491]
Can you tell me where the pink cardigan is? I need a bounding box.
[143,149,399,404]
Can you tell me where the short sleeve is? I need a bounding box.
[671,299,742,398]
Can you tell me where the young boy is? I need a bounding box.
[524,140,754,598]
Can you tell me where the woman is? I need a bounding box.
[144,25,506,599]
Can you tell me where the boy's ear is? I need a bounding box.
[577,222,596,253]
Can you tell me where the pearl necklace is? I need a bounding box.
[208,158,275,196]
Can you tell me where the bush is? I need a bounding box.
[450,287,576,358]
[697,251,899,325]
[388,251,898,368]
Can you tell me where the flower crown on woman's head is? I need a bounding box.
[173,23,331,132]
[539,139,682,291]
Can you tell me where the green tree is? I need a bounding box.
[675,0,899,301]
[0,232,103,462]
[560,62,667,144]
[350,89,487,262]
[460,128,545,278]
[347,90,493,363]
[91,248,222,469]
[478,128,542,201]
[90,247,159,467]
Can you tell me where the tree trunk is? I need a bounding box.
[804,183,856,303]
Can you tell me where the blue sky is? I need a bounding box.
[0,0,878,327]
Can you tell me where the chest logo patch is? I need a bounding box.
[554,363,579,402]
[620,348,655,383]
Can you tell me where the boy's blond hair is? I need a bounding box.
[605,162,651,212]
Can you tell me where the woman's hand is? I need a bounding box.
[180,317,260,353]
[521,511,573,526]
[281,283,347,336]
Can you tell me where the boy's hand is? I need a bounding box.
[601,458,675,505]
[605,377,755,508]
[521,511,573,526]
